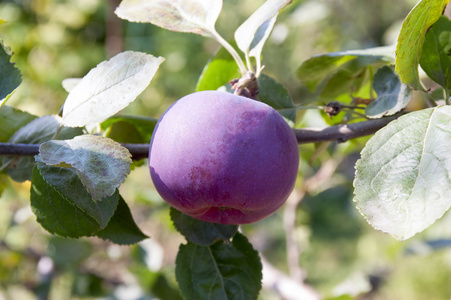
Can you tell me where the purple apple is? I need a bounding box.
[149,91,299,224]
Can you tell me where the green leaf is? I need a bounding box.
[39,135,132,201]
[0,41,22,107]
[365,66,412,118]
[176,233,262,300]
[297,46,395,97]
[30,166,101,238]
[0,106,36,143]
[2,115,82,182]
[36,163,118,228]
[62,51,164,127]
[234,0,291,55]
[420,15,451,89]
[95,194,148,245]
[395,0,449,90]
[115,0,223,38]
[170,207,238,246]
[354,106,451,240]
[258,74,296,122]
[31,165,145,244]
[100,115,158,143]
[196,45,241,92]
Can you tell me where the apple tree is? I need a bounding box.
[1,0,451,299]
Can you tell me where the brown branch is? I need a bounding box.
[294,114,398,144]
[0,143,149,161]
[0,115,398,160]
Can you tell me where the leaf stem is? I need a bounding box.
[211,30,248,74]
[445,88,450,105]
[244,51,254,73]
[425,93,438,107]
[51,124,64,140]
[0,160,12,172]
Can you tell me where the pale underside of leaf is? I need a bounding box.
[62,51,164,127]
[365,66,412,118]
[248,15,278,60]
[235,0,292,53]
[62,78,82,93]
[115,0,222,37]
[365,84,411,119]
[39,135,132,202]
[354,106,451,240]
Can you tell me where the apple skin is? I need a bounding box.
[149,91,299,224]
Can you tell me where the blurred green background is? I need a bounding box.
[1,0,451,299]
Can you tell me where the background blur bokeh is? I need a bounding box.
[1,0,451,299]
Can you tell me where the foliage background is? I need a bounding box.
[0,0,451,299]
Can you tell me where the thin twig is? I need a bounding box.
[294,114,399,144]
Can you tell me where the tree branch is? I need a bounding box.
[294,114,398,144]
[0,143,150,161]
[0,115,398,160]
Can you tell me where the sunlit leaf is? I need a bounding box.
[39,135,132,201]
[365,66,412,118]
[62,78,82,93]
[395,0,449,90]
[115,0,222,38]
[176,233,262,299]
[62,51,164,127]
[36,163,119,228]
[196,45,240,92]
[0,41,22,107]
[235,0,292,54]
[420,15,451,89]
[354,106,451,240]
[2,115,82,182]
[170,207,238,246]
[297,46,395,97]
[95,194,149,245]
